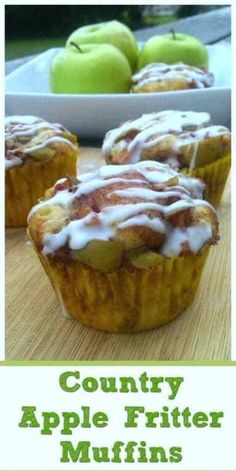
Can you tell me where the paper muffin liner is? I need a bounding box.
[5,150,77,227]
[182,153,231,207]
[31,243,210,332]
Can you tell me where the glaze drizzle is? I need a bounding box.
[29,161,218,258]
[132,62,214,90]
[102,110,230,167]
[5,115,77,169]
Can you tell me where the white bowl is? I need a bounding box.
[5,45,231,138]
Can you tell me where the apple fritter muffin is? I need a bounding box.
[5,115,78,227]
[132,62,214,93]
[28,160,219,332]
[102,110,231,206]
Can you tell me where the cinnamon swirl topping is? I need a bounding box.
[102,110,230,169]
[28,161,219,264]
[132,62,214,92]
[5,115,78,170]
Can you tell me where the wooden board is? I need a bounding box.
[6,148,231,361]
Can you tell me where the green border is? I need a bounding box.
[0,360,236,365]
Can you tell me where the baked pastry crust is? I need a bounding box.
[102,110,231,171]
[5,115,77,169]
[132,62,214,93]
[28,161,220,332]
[28,160,218,267]
[5,115,78,227]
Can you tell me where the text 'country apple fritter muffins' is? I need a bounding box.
[102,110,231,207]
[28,161,219,332]
[5,115,78,227]
[132,62,214,93]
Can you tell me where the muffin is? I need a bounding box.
[28,160,219,332]
[132,62,214,93]
[102,110,231,207]
[5,115,78,227]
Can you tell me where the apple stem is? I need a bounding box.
[70,41,83,53]
[170,29,176,40]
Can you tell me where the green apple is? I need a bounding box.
[50,43,132,94]
[138,31,208,70]
[66,20,138,71]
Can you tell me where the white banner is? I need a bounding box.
[0,365,235,470]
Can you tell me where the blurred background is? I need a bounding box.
[5,4,224,60]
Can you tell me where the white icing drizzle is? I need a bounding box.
[73,177,144,198]
[30,160,204,217]
[5,115,76,169]
[132,62,214,90]
[102,111,230,168]
[178,125,230,147]
[24,135,75,154]
[111,187,182,200]
[42,200,196,255]
[29,160,216,258]
[55,285,72,319]
[5,115,41,125]
[5,156,22,170]
[118,214,165,233]
[28,177,145,220]
[161,224,213,256]
[98,159,188,183]
[5,120,53,139]
[189,141,199,171]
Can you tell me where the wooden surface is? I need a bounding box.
[6,148,231,361]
